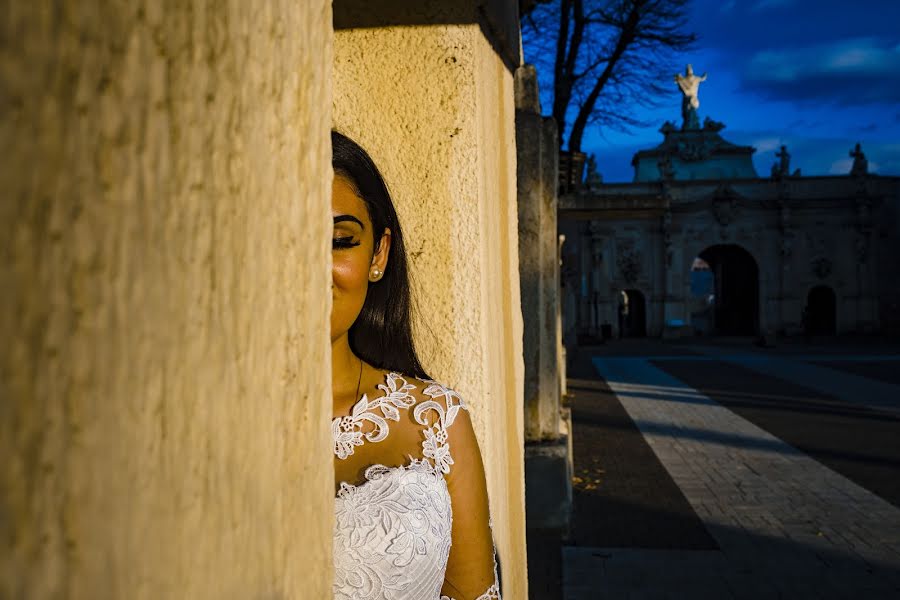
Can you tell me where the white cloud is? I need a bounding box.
[752,137,784,153]
[727,130,899,177]
[743,37,900,105]
[747,37,900,82]
[828,158,853,175]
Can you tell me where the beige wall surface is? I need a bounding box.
[334,22,528,598]
[1,2,334,598]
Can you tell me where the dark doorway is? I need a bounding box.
[697,245,759,336]
[618,289,647,337]
[806,285,836,335]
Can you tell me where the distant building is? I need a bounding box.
[559,72,900,341]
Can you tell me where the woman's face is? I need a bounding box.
[331,175,391,344]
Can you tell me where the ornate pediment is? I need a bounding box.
[711,184,741,227]
[677,139,712,162]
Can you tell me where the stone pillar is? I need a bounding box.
[516,64,572,535]
[578,230,593,337]
[518,65,562,443]
[587,220,605,338]
[777,193,796,335]
[333,3,528,596]
[659,200,673,337]
[1,2,334,598]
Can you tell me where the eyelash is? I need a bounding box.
[332,236,360,250]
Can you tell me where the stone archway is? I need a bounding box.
[806,285,836,335]
[617,288,647,337]
[696,244,759,336]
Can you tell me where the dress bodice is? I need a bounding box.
[332,373,501,600]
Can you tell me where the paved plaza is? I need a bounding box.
[560,339,900,599]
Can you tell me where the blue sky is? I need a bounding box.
[538,0,900,182]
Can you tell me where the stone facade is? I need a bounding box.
[561,124,900,341]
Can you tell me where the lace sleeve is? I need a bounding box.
[417,381,501,600]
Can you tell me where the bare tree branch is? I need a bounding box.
[522,0,696,152]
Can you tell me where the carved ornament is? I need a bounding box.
[677,139,711,162]
[811,257,832,279]
[711,185,740,227]
[616,241,642,284]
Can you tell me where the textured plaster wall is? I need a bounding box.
[333,20,528,599]
[1,2,334,598]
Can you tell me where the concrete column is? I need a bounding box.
[588,224,603,338]
[578,229,592,336]
[1,2,334,598]
[516,64,572,535]
[517,65,561,443]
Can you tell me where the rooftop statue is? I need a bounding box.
[850,142,868,176]
[675,64,707,130]
[772,145,791,178]
[631,64,758,181]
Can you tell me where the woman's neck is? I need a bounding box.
[332,333,362,410]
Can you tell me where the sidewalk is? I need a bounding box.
[561,339,900,599]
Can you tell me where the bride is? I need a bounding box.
[330,131,502,600]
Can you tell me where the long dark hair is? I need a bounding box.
[331,130,430,380]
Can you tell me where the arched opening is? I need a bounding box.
[696,244,759,336]
[805,286,836,335]
[617,289,646,337]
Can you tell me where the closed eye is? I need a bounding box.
[333,236,360,250]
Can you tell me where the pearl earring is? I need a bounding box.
[370,267,383,281]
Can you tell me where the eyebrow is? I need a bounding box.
[333,215,365,229]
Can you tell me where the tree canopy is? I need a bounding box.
[521,0,696,152]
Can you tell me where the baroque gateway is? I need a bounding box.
[559,66,900,343]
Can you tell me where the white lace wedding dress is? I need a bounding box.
[332,373,501,600]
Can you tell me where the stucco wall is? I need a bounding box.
[333,19,528,599]
[1,2,334,598]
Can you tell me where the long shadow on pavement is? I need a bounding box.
[656,359,900,509]
[564,506,900,599]
[565,344,717,550]
[557,343,900,599]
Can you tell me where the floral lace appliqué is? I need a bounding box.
[332,372,417,459]
[413,378,467,474]
[332,373,468,477]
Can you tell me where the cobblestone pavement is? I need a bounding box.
[563,341,900,599]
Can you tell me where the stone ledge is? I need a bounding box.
[525,437,573,532]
